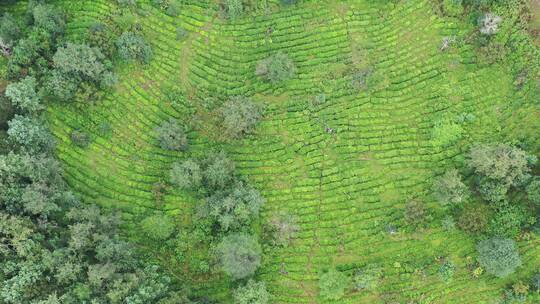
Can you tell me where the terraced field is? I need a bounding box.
[43,0,540,303]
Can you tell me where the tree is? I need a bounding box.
[526,178,540,206]
[202,151,236,191]
[255,52,296,83]
[32,4,66,37]
[206,182,265,231]
[169,159,202,190]
[458,205,489,234]
[233,280,270,304]
[217,233,261,280]
[479,13,502,35]
[141,214,175,240]
[477,237,521,278]
[116,31,153,63]
[5,76,41,113]
[222,0,243,20]
[487,205,527,239]
[53,43,107,82]
[155,118,188,151]
[220,96,262,139]
[433,169,469,206]
[0,13,21,54]
[468,144,529,185]
[7,115,53,152]
[267,212,300,247]
[319,268,349,300]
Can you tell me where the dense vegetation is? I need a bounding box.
[0,0,539,303]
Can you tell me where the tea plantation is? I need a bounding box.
[1,0,540,303]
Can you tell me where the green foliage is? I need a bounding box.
[438,260,456,282]
[116,31,153,63]
[267,212,300,247]
[319,268,349,300]
[526,178,540,206]
[206,182,265,231]
[353,265,382,291]
[233,280,270,304]
[222,0,243,20]
[155,118,188,151]
[141,214,175,240]
[220,96,262,139]
[0,13,21,46]
[5,76,41,112]
[70,130,91,148]
[350,67,374,91]
[217,233,261,280]
[433,169,469,206]
[31,4,66,37]
[0,95,15,131]
[87,23,116,58]
[404,200,429,226]
[442,0,464,17]
[255,52,296,83]
[487,205,527,239]
[477,237,521,278]
[7,115,53,152]
[170,159,202,190]
[431,119,463,147]
[458,205,489,234]
[53,43,108,82]
[202,151,236,191]
[532,272,540,291]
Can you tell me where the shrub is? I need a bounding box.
[319,268,349,300]
[479,13,502,35]
[487,205,527,239]
[222,0,243,20]
[116,31,152,63]
[155,119,188,151]
[87,23,116,58]
[141,214,175,240]
[202,151,236,191]
[433,169,469,206]
[5,76,41,112]
[526,178,540,206]
[404,200,428,226]
[350,67,373,91]
[70,130,91,148]
[458,205,489,234]
[169,159,202,190]
[477,237,521,278]
[438,260,456,282]
[353,265,382,291]
[220,96,262,139]
[233,280,270,304]
[255,52,296,83]
[207,182,265,231]
[217,233,261,280]
[268,212,300,247]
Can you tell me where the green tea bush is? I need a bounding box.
[477,237,521,278]
[233,280,270,304]
[255,52,296,83]
[217,233,261,280]
[431,119,463,147]
[141,214,175,240]
[319,268,349,300]
[433,169,469,206]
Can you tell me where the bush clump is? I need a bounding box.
[220,96,262,139]
[155,118,188,151]
[116,31,153,63]
[233,280,270,304]
[319,268,349,300]
[256,52,296,83]
[217,233,262,280]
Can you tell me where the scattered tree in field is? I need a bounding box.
[217,233,262,280]
[477,237,521,278]
[141,214,175,240]
[220,96,262,139]
[268,212,300,247]
[170,159,202,190]
[7,115,53,152]
[458,205,489,234]
[222,0,243,19]
[116,31,153,63]
[233,280,270,304]
[207,182,265,231]
[479,13,502,35]
[70,129,91,147]
[353,265,382,291]
[155,118,188,151]
[256,52,296,83]
[202,151,236,191]
[319,268,349,300]
[5,76,41,112]
[433,169,469,206]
